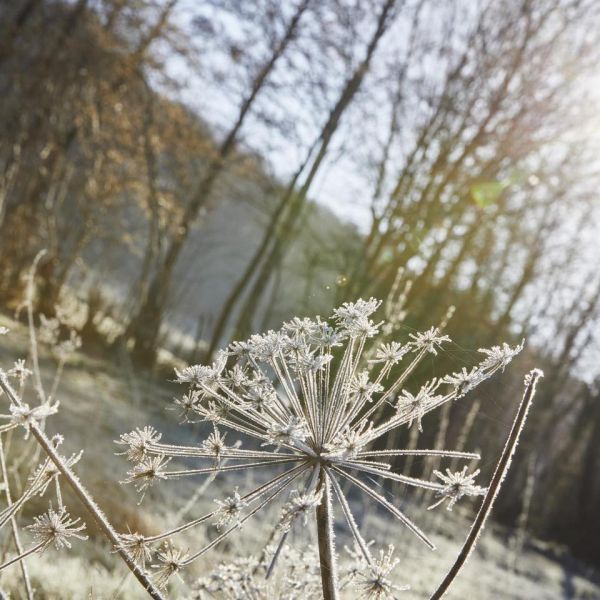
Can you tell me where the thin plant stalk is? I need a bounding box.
[429,369,543,600]
[0,436,34,599]
[0,541,45,572]
[0,374,165,600]
[25,250,47,404]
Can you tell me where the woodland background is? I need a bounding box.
[1,0,600,585]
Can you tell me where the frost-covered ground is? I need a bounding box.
[0,314,599,599]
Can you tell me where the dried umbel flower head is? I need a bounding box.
[119,532,153,569]
[27,507,87,550]
[278,489,323,532]
[7,359,33,384]
[117,298,521,588]
[153,544,189,589]
[214,488,247,529]
[116,426,162,463]
[428,467,487,511]
[352,544,408,599]
[123,455,170,500]
[0,401,59,438]
[191,545,323,599]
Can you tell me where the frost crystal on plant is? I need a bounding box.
[368,341,409,366]
[117,297,522,588]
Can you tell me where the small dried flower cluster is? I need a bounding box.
[192,545,322,599]
[350,544,408,599]
[0,401,59,438]
[0,319,91,581]
[116,298,522,589]
[38,313,82,360]
[27,507,87,550]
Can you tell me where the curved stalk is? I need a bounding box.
[429,369,543,600]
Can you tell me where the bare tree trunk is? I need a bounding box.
[221,0,399,347]
[126,0,311,364]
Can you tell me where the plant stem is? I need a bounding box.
[0,541,45,572]
[0,373,165,600]
[316,468,339,600]
[429,369,543,600]
[0,436,34,599]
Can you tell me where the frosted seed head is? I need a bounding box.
[124,455,170,498]
[27,507,87,550]
[353,544,408,599]
[395,381,441,431]
[214,488,247,529]
[116,426,162,463]
[324,421,372,459]
[349,371,383,403]
[278,489,323,532]
[119,532,153,568]
[243,383,276,411]
[409,327,451,355]
[202,426,227,464]
[153,544,189,589]
[369,341,409,365]
[283,317,319,339]
[346,316,381,339]
[9,402,59,436]
[333,298,381,325]
[264,416,308,449]
[173,390,202,421]
[223,364,249,389]
[203,400,232,423]
[428,466,486,511]
[289,348,333,374]
[7,359,32,383]
[442,367,483,398]
[477,340,524,372]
